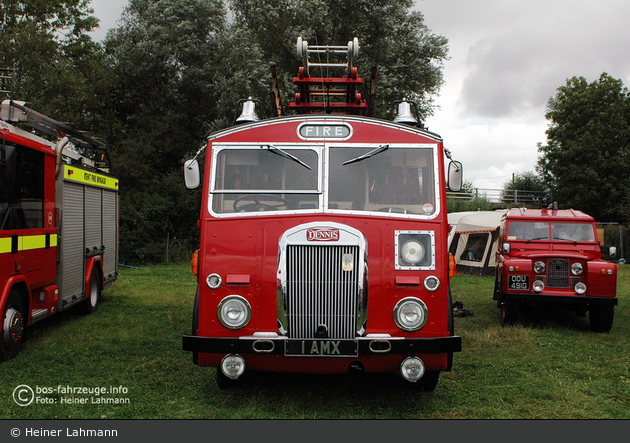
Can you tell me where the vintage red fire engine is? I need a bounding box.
[182,38,463,389]
[1,86,119,361]
[494,206,617,332]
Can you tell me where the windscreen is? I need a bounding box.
[328,146,436,215]
[507,221,595,242]
[211,147,319,213]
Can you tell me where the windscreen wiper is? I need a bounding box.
[343,144,389,165]
[265,145,311,170]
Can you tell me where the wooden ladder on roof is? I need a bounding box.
[288,37,369,115]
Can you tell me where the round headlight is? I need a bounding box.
[575,282,586,295]
[401,240,425,265]
[207,273,222,289]
[221,354,245,380]
[533,280,545,293]
[571,263,583,275]
[394,297,428,331]
[400,356,425,382]
[217,295,251,329]
[424,275,440,292]
[534,261,546,274]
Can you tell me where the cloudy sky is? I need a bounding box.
[89,0,630,190]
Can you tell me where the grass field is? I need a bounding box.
[1,263,628,419]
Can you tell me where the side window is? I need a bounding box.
[461,233,488,262]
[0,143,44,230]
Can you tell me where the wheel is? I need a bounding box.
[215,368,243,389]
[500,301,519,326]
[589,305,614,333]
[1,290,26,361]
[420,370,440,392]
[446,286,454,370]
[493,279,501,301]
[233,194,288,212]
[82,269,101,314]
[192,287,199,365]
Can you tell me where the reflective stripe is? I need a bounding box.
[0,237,10,254]
[64,165,119,191]
[0,234,57,254]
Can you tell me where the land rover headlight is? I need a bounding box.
[533,280,545,293]
[575,282,587,295]
[394,297,428,331]
[217,295,251,329]
[571,263,583,275]
[534,261,546,274]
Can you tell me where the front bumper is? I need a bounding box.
[500,293,618,307]
[182,334,462,356]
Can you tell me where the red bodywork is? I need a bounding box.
[494,208,617,331]
[1,108,119,361]
[0,131,59,326]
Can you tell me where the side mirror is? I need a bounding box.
[184,159,200,189]
[448,160,463,192]
[609,246,617,259]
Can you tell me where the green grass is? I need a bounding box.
[1,263,628,419]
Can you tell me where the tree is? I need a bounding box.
[537,73,630,221]
[0,0,111,134]
[104,0,229,262]
[501,171,547,207]
[229,0,448,120]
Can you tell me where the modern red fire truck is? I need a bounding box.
[1,94,119,361]
[494,206,617,332]
[182,38,463,389]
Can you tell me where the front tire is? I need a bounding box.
[589,305,614,333]
[215,368,243,389]
[1,290,26,361]
[420,370,440,392]
[500,301,519,326]
[192,287,199,365]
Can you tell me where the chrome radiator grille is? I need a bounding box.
[285,245,360,339]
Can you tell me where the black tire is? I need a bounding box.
[215,368,243,389]
[589,305,614,333]
[500,301,519,326]
[192,287,199,365]
[493,279,501,301]
[1,290,26,361]
[82,269,101,314]
[420,370,440,392]
[446,287,454,371]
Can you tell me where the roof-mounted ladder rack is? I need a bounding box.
[289,37,368,115]
[1,99,106,152]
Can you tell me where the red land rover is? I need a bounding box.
[494,207,617,332]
